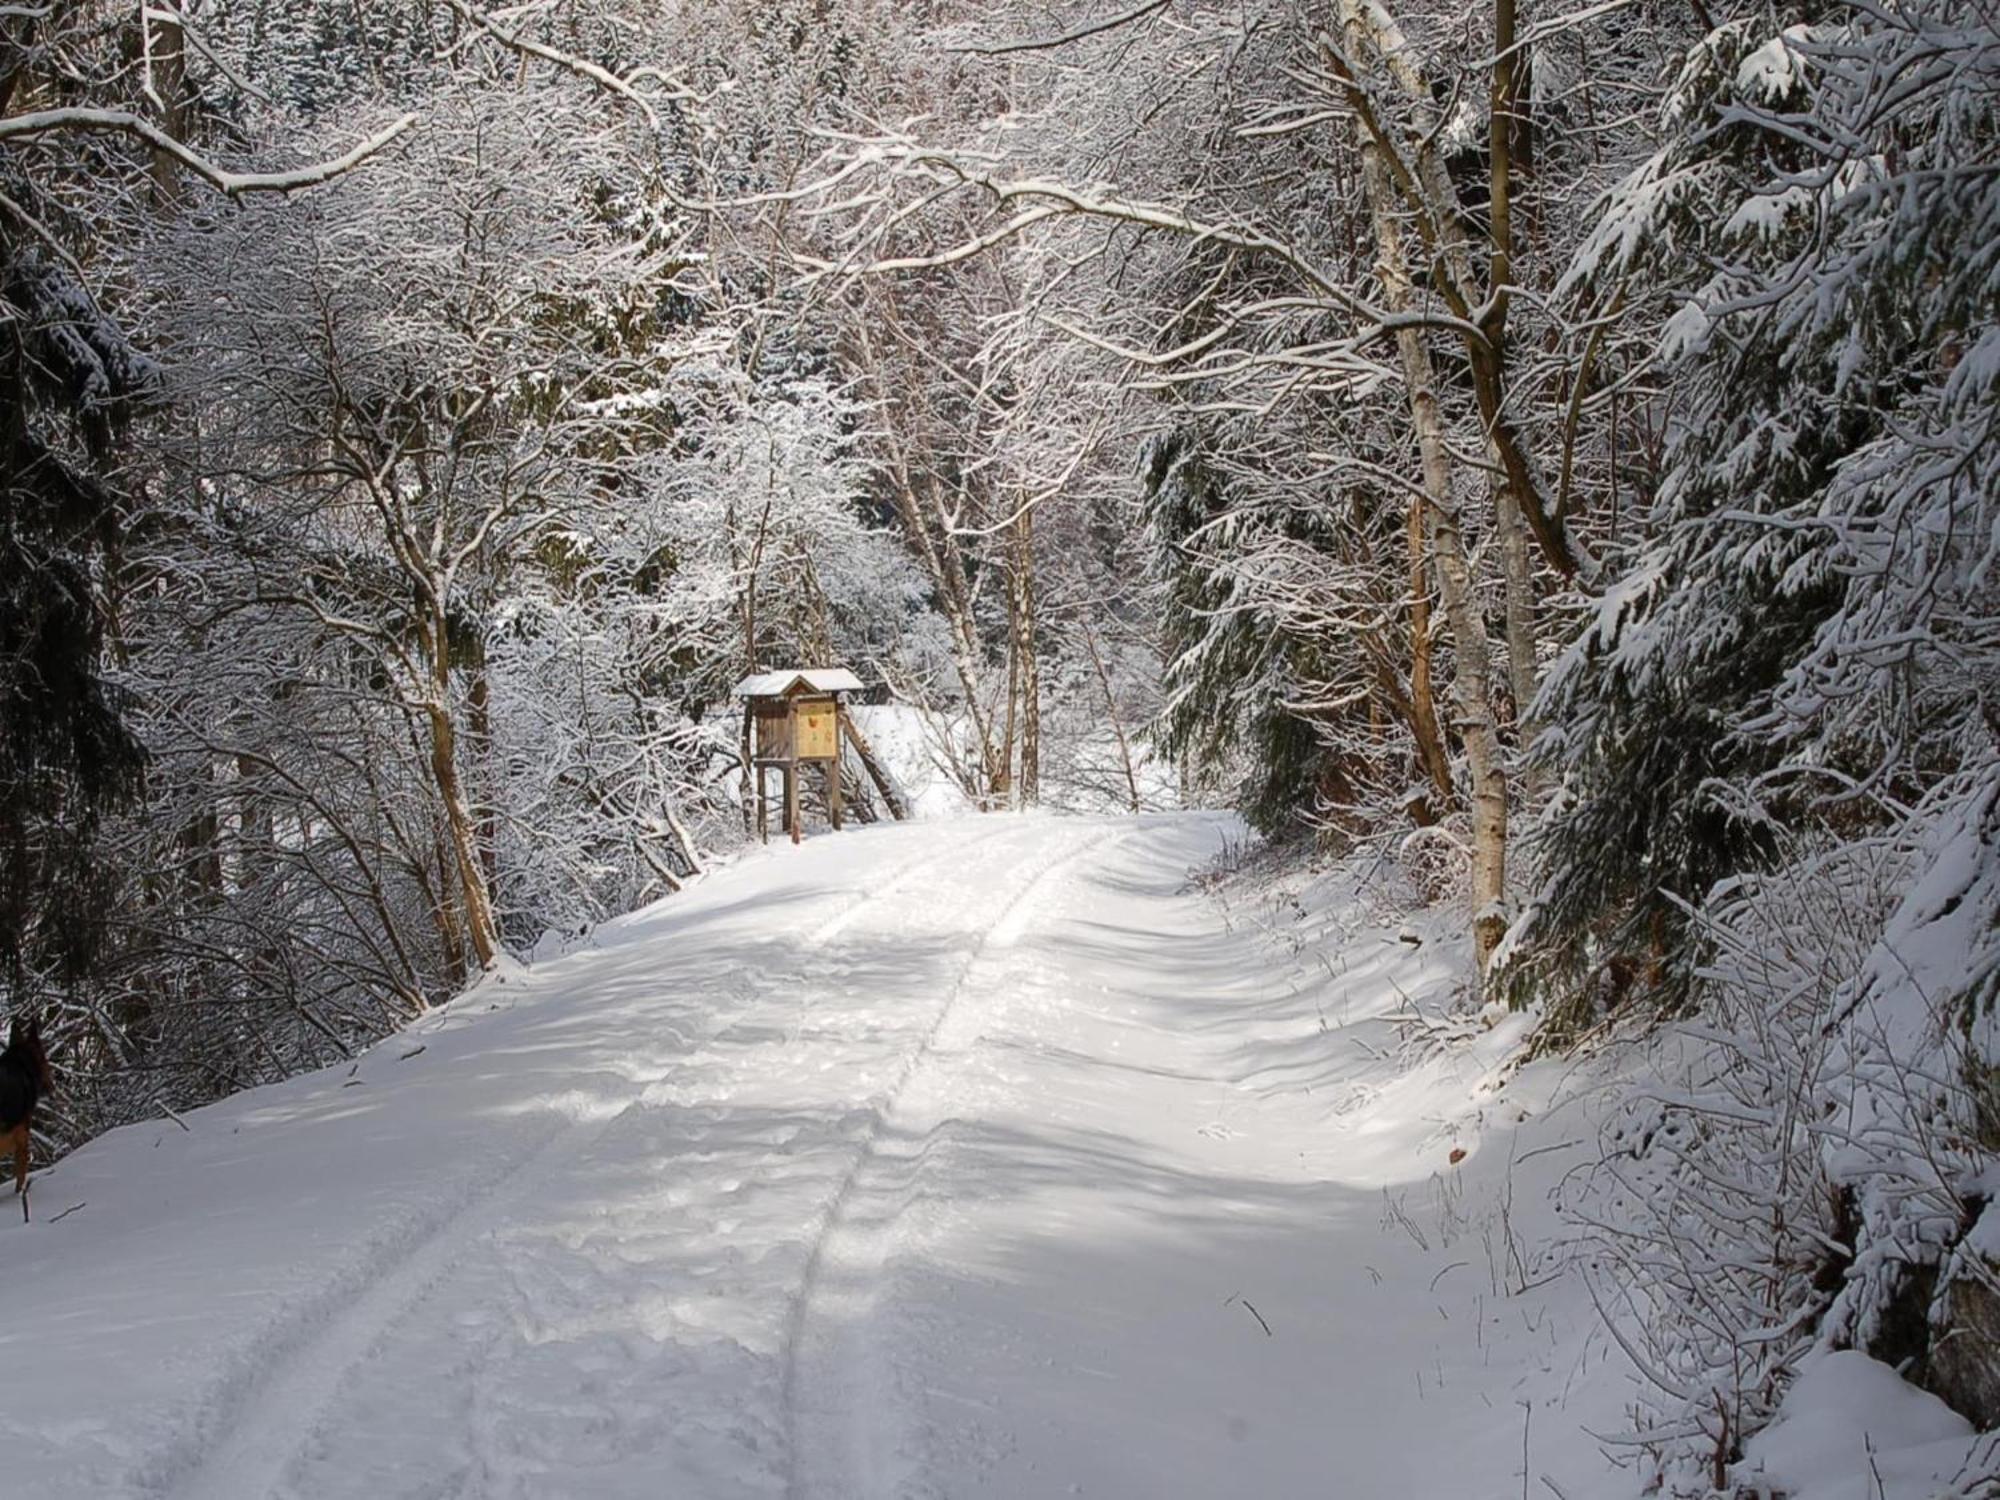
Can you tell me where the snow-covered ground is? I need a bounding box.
[0,812,1976,1498]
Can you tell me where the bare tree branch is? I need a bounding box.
[0,109,417,195]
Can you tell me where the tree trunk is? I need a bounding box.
[144,5,188,206]
[1080,616,1142,813]
[839,708,910,820]
[426,817,467,981]
[1494,479,1540,736]
[1484,0,1542,753]
[930,479,1006,801]
[660,797,706,880]
[1011,505,1040,806]
[1325,12,1579,583]
[1405,495,1454,806]
[850,319,1005,797]
[423,695,500,972]
[1346,5,1511,973]
[1000,612,1018,809]
[883,468,1003,799]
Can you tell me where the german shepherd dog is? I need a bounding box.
[0,1017,53,1221]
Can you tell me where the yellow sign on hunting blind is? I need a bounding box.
[796,705,836,760]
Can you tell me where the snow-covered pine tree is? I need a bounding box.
[0,249,153,1023]
[1518,0,2000,1030]
[1143,425,1382,837]
[1526,0,2000,1480]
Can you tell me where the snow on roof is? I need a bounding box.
[733,668,866,698]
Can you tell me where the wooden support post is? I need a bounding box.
[756,763,768,844]
[837,707,909,821]
[786,761,801,845]
[845,763,878,823]
[740,702,756,835]
[828,755,843,830]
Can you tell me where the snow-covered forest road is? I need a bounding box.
[0,815,1621,1498]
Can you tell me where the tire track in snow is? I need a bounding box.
[163,1082,671,1500]
[783,821,1124,1500]
[807,823,1014,944]
[160,824,1012,1500]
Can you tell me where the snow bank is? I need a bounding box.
[1741,1351,1983,1500]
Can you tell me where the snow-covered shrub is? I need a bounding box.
[480,583,725,942]
[1528,0,2000,1482]
[651,366,922,686]
[1572,814,1998,1491]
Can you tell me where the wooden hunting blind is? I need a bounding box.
[735,668,905,843]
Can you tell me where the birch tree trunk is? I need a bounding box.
[1494,481,1540,734]
[1327,6,1579,584]
[1344,4,1510,973]
[1485,0,1542,740]
[920,477,1005,800]
[1406,495,1454,805]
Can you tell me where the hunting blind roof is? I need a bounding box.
[732,669,865,698]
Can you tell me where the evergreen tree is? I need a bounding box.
[0,246,152,1006]
[1144,426,1363,836]
[1520,0,2000,1027]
